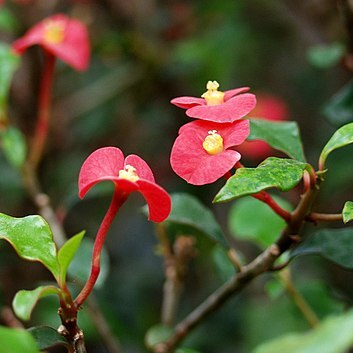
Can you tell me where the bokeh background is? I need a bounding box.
[1,1,353,352]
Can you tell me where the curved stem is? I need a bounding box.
[75,190,127,307]
[29,51,56,169]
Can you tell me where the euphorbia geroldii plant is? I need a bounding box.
[12,14,90,168]
[75,146,172,307]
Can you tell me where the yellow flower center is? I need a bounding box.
[202,130,224,155]
[43,20,66,44]
[118,165,140,182]
[201,80,225,106]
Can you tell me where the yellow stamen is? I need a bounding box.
[201,80,225,106]
[43,20,66,44]
[202,130,224,155]
[118,165,140,182]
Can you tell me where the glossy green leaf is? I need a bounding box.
[319,122,353,169]
[1,127,27,169]
[252,309,353,353]
[0,42,20,115]
[166,193,228,248]
[323,79,353,126]
[176,349,203,353]
[228,195,292,248]
[28,326,68,350]
[248,119,306,162]
[145,324,174,350]
[0,326,40,353]
[0,214,60,279]
[58,231,85,286]
[67,238,109,288]
[342,201,353,224]
[13,286,60,321]
[291,228,353,269]
[307,42,345,69]
[214,158,308,203]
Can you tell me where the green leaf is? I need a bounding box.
[166,193,228,248]
[176,349,203,353]
[248,119,306,162]
[319,122,353,169]
[28,326,68,350]
[342,201,353,224]
[291,228,353,269]
[1,127,27,169]
[145,324,174,350]
[252,309,353,353]
[228,195,292,248]
[0,42,20,116]
[323,80,353,126]
[214,158,308,203]
[0,213,60,279]
[58,231,85,286]
[0,326,40,353]
[67,238,109,288]
[13,286,60,321]
[307,42,346,69]
[0,8,19,33]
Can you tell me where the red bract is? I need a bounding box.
[12,13,90,71]
[170,119,250,185]
[237,94,288,160]
[79,147,171,222]
[170,80,256,123]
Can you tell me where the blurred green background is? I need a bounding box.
[0,1,353,352]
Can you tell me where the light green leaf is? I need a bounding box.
[28,326,68,350]
[291,228,353,269]
[13,286,60,321]
[307,42,346,69]
[228,195,292,248]
[319,122,353,169]
[166,193,228,248]
[342,201,353,224]
[176,349,203,353]
[67,238,109,288]
[1,127,27,169]
[0,326,40,353]
[0,42,20,116]
[252,309,353,353]
[0,213,60,279]
[249,119,306,162]
[58,231,85,286]
[145,324,174,350]
[214,158,308,203]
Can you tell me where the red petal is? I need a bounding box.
[186,93,256,123]
[170,96,205,109]
[170,129,241,185]
[137,180,171,222]
[78,147,125,198]
[223,87,250,101]
[12,14,90,71]
[125,154,155,183]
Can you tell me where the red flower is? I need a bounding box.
[170,81,256,123]
[12,13,90,71]
[79,147,171,222]
[237,94,289,160]
[170,119,250,185]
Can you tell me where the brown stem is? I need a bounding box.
[306,212,343,223]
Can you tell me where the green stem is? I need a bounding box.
[29,50,56,169]
[74,189,127,307]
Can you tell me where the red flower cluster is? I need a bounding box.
[12,13,90,71]
[170,81,256,185]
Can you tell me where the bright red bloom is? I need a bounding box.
[237,94,288,160]
[170,81,256,123]
[79,147,171,222]
[170,119,250,185]
[12,14,90,71]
